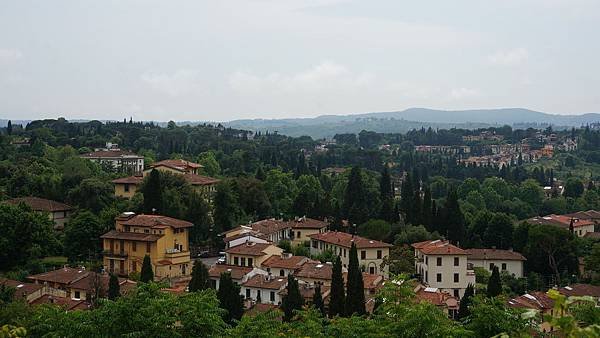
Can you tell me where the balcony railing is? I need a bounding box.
[164,249,190,258]
[103,250,128,258]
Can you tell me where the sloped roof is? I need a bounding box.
[559,284,600,298]
[208,265,253,280]
[411,240,468,255]
[112,176,143,184]
[308,231,392,249]
[261,255,308,269]
[414,284,458,309]
[4,197,72,212]
[0,278,43,300]
[508,291,554,310]
[289,217,328,229]
[294,261,334,280]
[466,248,526,261]
[28,267,88,285]
[242,274,287,290]
[564,210,600,220]
[225,242,274,256]
[247,219,292,236]
[527,214,594,229]
[119,214,193,229]
[81,150,142,159]
[30,295,90,311]
[150,159,203,171]
[584,232,600,240]
[100,230,161,242]
[181,173,220,186]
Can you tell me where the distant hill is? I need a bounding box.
[225,108,600,138]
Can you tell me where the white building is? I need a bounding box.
[412,240,475,298]
[81,147,144,174]
[241,274,287,305]
[466,248,526,278]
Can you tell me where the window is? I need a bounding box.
[241,257,246,266]
[312,241,318,249]
[248,258,253,267]
[124,183,130,192]
[246,289,250,298]
[454,257,459,266]
[454,273,459,283]
[257,290,261,300]
[437,257,442,266]
[270,291,275,302]
[74,291,80,299]
[132,242,136,252]
[234,257,239,265]
[489,263,494,270]
[377,250,382,259]
[144,229,149,234]
[425,256,428,264]
[297,231,301,238]
[453,289,459,298]
[502,263,507,270]
[369,266,375,274]
[361,251,366,259]
[436,273,442,282]
[343,249,346,257]
[425,271,428,282]
[146,242,151,253]
[280,269,285,277]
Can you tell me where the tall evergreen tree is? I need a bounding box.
[142,169,162,213]
[328,255,345,317]
[457,283,474,319]
[108,273,120,300]
[411,190,423,225]
[6,120,12,135]
[217,272,244,324]
[443,188,466,245]
[312,284,325,316]
[188,260,210,292]
[213,182,239,234]
[281,274,304,321]
[399,173,414,224]
[380,166,392,198]
[140,255,154,283]
[345,242,366,316]
[255,166,266,181]
[421,187,432,229]
[487,266,502,297]
[343,167,369,225]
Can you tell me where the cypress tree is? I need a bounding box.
[411,190,423,225]
[343,167,369,225]
[6,120,12,135]
[282,274,304,321]
[188,260,210,292]
[142,169,162,213]
[345,242,366,316]
[487,266,502,297]
[140,255,154,283]
[213,182,239,233]
[399,173,414,224]
[108,273,120,300]
[312,284,325,316]
[217,272,244,324]
[380,166,392,198]
[422,187,432,229]
[328,255,345,317]
[458,283,474,319]
[443,188,466,245]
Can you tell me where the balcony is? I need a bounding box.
[164,249,190,259]
[103,250,128,258]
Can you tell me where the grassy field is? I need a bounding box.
[525,152,600,181]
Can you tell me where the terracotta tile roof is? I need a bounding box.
[308,231,392,249]
[81,150,142,159]
[343,272,384,291]
[150,159,203,171]
[208,265,253,280]
[119,214,193,229]
[508,291,554,310]
[564,210,600,220]
[294,261,334,280]
[466,248,526,261]
[30,295,90,311]
[559,284,600,298]
[225,242,274,256]
[223,231,269,243]
[4,197,72,212]
[280,283,330,302]
[28,267,88,285]
[289,217,328,229]
[68,273,135,295]
[261,255,309,270]
[0,278,43,301]
[242,274,287,290]
[414,285,458,309]
[247,219,292,236]
[112,175,143,184]
[584,232,600,240]
[527,214,595,229]
[411,240,468,255]
[181,173,220,186]
[100,230,162,242]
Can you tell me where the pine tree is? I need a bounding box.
[328,255,345,317]
[255,166,266,181]
[458,283,474,319]
[345,242,366,316]
[380,166,392,198]
[6,120,12,135]
[343,167,369,225]
[443,188,466,245]
[142,169,162,213]
[282,274,304,321]
[108,273,120,300]
[312,284,325,316]
[421,187,432,229]
[188,260,210,292]
[487,266,502,297]
[140,255,154,283]
[217,272,244,323]
[399,173,414,224]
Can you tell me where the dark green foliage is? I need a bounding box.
[255,166,266,181]
[0,283,15,304]
[63,211,105,263]
[328,255,345,317]
[442,188,466,245]
[282,274,304,321]
[487,266,502,297]
[345,242,366,316]
[140,255,154,283]
[188,260,210,292]
[108,274,120,300]
[357,219,391,241]
[142,169,163,213]
[564,177,585,198]
[217,272,244,324]
[343,166,370,225]
[185,192,211,245]
[213,181,240,234]
[6,120,12,135]
[458,284,474,319]
[312,284,325,316]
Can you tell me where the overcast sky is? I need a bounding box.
[0,0,599,121]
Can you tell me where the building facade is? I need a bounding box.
[466,248,526,278]
[4,196,73,230]
[81,147,144,174]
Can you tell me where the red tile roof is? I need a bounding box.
[225,242,275,256]
[289,217,328,229]
[28,267,88,285]
[0,278,42,301]
[150,159,203,171]
[559,284,600,298]
[100,230,162,242]
[247,219,292,236]
[308,232,392,249]
[261,255,308,270]
[527,214,595,229]
[244,303,281,317]
[181,173,220,186]
[119,214,193,229]
[208,265,253,280]
[343,272,384,291]
[30,295,90,311]
[4,197,72,212]
[584,232,600,240]
[564,210,600,220]
[411,240,468,255]
[466,248,526,261]
[414,285,459,309]
[112,176,143,184]
[242,274,287,290]
[508,291,554,310]
[294,261,334,280]
[223,231,269,243]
